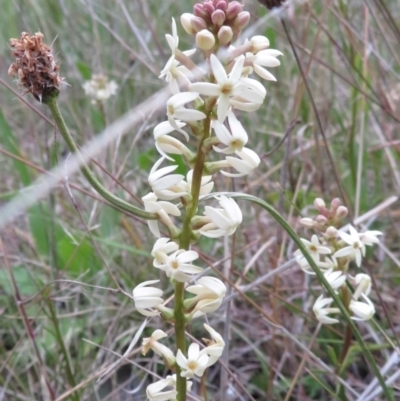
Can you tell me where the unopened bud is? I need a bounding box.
[211,9,225,27]
[315,215,328,225]
[249,35,270,53]
[181,13,196,35]
[203,1,215,15]
[314,198,326,211]
[299,217,314,228]
[191,16,208,32]
[194,4,207,19]
[335,206,348,219]
[330,198,341,211]
[226,1,243,20]
[325,226,338,238]
[196,30,216,50]
[217,25,233,46]
[215,0,228,11]
[233,11,250,31]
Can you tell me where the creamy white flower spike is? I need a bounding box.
[200,196,242,238]
[141,329,175,365]
[132,280,164,317]
[155,249,203,282]
[148,158,187,200]
[167,92,206,135]
[142,192,181,238]
[313,294,341,324]
[189,54,245,123]
[185,276,226,316]
[349,294,375,321]
[146,376,177,401]
[212,111,248,154]
[151,238,179,267]
[334,225,365,267]
[176,343,209,378]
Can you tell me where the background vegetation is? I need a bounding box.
[0,0,399,400]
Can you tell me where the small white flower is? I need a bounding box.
[199,196,242,238]
[323,269,346,291]
[349,293,375,321]
[142,192,181,238]
[359,230,383,246]
[132,280,164,317]
[176,343,209,378]
[176,170,214,198]
[151,238,179,267]
[189,54,245,123]
[186,276,226,316]
[313,294,341,324]
[351,273,372,300]
[142,330,175,365]
[244,49,283,81]
[295,235,332,265]
[146,376,177,401]
[334,225,365,267]
[247,35,271,53]
[221,147,261,177]
[212,111,248,154]
[83,74,118,102]
[148,158,187,200]
[155,249,203,282]
[167,92,206,135]
[155,134,192,161]
[203,323,225,358]
[154,120,188,141]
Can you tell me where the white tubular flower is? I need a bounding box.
[142,329,175,365]
[155,135,192,161]
[155,249,203,282]
[189,54,245,123]
[244,49,283,81]
[176,343,209,378]
[323,269,346,291]
[167,92,206,135]
[132,280,164,317]
[359,230,383,246]
[151,238,179,267]
[146,376,177,401]
[334,225,365,267]
[212,111,248,154]
[186,276,226,316]
[199,196,242,238]
[349,294,375,321]
[221,147,260,177]
[148,158,187,200]
[142,192,181,238]
[295,235,332,264]
[313,295,341,324]
[351,273,372,300]
[177,170,214,198]
[154,120,188,142]
[203,324,225,358]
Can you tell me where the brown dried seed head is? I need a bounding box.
[8,32,62,101]
[257,0,287,10]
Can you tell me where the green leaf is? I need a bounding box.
[76,61,92,80]
[0,266,44,296]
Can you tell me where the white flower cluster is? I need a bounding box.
[131,1,282,398]
[82,73,118,103]
[296,198,382,325]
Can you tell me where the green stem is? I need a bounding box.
[174,111,212,401]
[44,95,157,221]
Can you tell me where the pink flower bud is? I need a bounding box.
[314,198,326,211]
[191,16,208,32]
[211,9,225,27]
[232,11,250,31]
[215,0,228,11]
[181,13,196,35]
[194,4,207,19]
[330,198,341,211]
[196,29,216,50]
[226,1,243,20]
[335,206,348,219]
[315,215,328,225]
[203,2,215,15]
[217,25,233,46]
[299,217,314,228]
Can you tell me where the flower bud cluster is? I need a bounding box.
[296,198,383,325]
[131,1,282,398]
